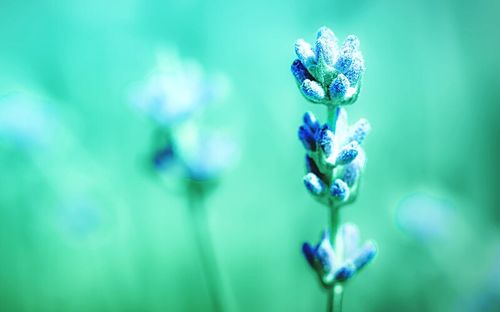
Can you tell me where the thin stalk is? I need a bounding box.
[326,104,344,312]
[327,105,338,132]
[188,185,226,312]
[326,205,343,312]
[333,284,344,312]
[327,287,334,312]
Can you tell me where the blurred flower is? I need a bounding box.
[133,51,237,183]
[299,108,370,207]
[175,123,238,181]
[0,93,53,149]
[291,26,365,106]
[303,224,377,287]
[396,193,455,242]
[132,52,237,312]
[132,51,228,126]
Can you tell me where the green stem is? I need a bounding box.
[327,287,333,312]
[327,105,337,132]
[188,184,226,312]
[327,205,344,312]
[333,284,344,312]
[326,103,344,312]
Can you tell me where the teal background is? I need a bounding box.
[0,0,499,311]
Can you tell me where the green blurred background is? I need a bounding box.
[0,0,499,311]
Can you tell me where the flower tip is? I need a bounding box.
[291,59,312,84]
[303,111,320,131]
[330,74,350,99]
[344,35,361,51]
[335,141,359,165]
[298,125,316,151]
[301,79,326,102]
[302,242,315,267]
[344,55,365,85]
[330,179,350,202]
[318,126,335,156]
[295,39,316,67]
[316,26,335,40]
[304,172,325,195]
[349,118,371,144]
[352,240,378,270]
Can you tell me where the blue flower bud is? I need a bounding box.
[335,55,352,74]
[333,106,349,139]
[302,231,336,276]
[340,163,360,187]
[298,125,316,151]
[305,155,321,177]
[295,39,316,68]
[329,74,350,99]
[351,240,377,271]
[304,172,326,195]
[334,263,356,282]
[340,148,366,186]
[301,79,325,102]
[316,26,336,40]
[315,27,337,67]
[335,141,359,165]
[302,243,316,268]
[303,111,320,133]
[335,35,360,74]
[343,35,360,52]
[340,223,360,260]
[348,118,370,145]
[291,59,313,85]
[344,54,365,85]
[317,125,334,156]
[330,179,349,201]
[334,234,376,282]
[316,39,335,66]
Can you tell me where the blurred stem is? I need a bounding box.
[327,287,334,312]
[187,182,226,312]
[333,284,344,312]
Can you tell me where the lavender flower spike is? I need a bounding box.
[292,26,377,311]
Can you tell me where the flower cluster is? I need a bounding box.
[291,27,365,106]
[291,26,376,291]
[133,52,235,182]
[299,108,370,207]
[303,224,377,286]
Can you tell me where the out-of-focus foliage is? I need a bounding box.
[0,0,499,311]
